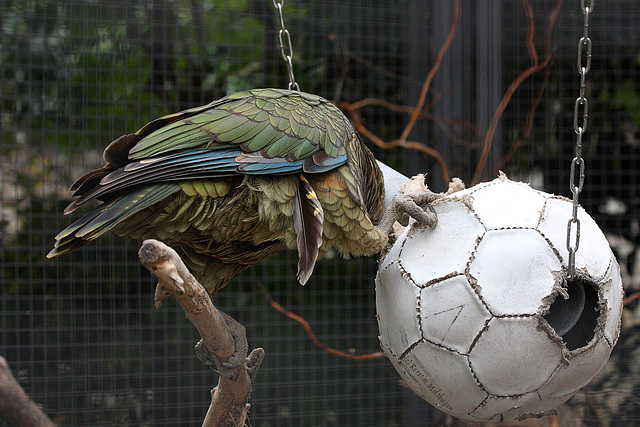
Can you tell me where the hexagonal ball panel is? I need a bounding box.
[400,341,486,420]
[420,275,491,354]
[470,180,546,230]
[538,337,612,399]
[469,228,562,316]
[538,196,612,279]
[375,260,422,358]
[469,317,563,396]
[602,255,624,347]
[400,199,484,285]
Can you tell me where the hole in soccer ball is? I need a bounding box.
[543,277,600,351]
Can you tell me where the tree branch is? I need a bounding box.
[138,239,264,427]
[0,355,56,427]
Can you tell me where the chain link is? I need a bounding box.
[566,0,593,280]
[272,0,300,91]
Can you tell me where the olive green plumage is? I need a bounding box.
[48,88,387,295]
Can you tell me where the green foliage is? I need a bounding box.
[0,0,270,151]
[608,80,640,127]
[0,1,412,424]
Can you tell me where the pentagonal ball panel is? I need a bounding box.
[469,228,561,316]
[470,181,546,230]
[401,341,486,420]
[420,275,491,354]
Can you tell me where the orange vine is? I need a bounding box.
[399,0,460,142]
[336,0,460,185]
[472,0,564,184]
[259,285,386,361]
[341,101,451,184]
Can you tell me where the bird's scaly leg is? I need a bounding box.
[196,310,249,378]
[378,191,442,236]
[378,176,465,236]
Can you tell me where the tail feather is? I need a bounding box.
[48,184,180,258]
[292,175,324,285]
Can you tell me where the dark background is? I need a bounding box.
[1,1,639,425]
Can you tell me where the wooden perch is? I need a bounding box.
[0,355,56,427]
[139,239,264,427]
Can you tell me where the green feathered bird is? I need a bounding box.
[48,88,388,295]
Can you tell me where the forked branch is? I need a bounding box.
[337,1,461,185]
[139,239,264,427]
[337,0,564,188]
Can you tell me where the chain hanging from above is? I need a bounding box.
[272,0,300,91]
[566,0,594,281]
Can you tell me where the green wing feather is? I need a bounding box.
[127,89,351,161]
[48,184,180,258]
[64,89,354,215]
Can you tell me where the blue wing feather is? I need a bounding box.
[67,146,349,214]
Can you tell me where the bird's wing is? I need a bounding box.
[127,88,349,162]
[66,88,352,213]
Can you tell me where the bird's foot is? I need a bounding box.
[379,176,465,236]
[392,192,441,228]
[195,310,249,378]
[378,191,442,236]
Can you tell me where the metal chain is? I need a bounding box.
[272,0,300,91]
[566,0,593,280]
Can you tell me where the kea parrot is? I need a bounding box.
[47,88,437,374]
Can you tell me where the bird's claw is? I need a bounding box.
[392,192,440,228]
[195,339,218,369]
[195,310,249,378]
[379,190,442,235]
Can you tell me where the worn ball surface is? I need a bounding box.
[375,174,624,422]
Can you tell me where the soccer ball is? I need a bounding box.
[375,173,624,422]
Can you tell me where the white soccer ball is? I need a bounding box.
[375,173,624,422]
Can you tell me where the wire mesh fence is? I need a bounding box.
[1,0,639,425]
